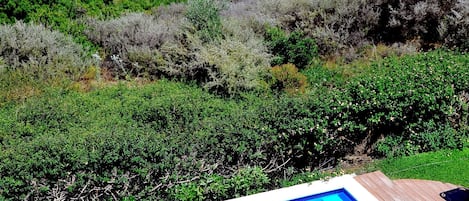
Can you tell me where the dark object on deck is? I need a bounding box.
[440,188,469,201]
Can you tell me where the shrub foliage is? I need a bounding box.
[265,27,318,69]
[1,0,469,200]
[0,21,92,81]
[1,50,467,200]
[186,0,224,43]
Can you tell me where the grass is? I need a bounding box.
[367,147,469,187]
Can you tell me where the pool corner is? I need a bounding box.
[227,174,379,201]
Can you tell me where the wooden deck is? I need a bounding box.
[354,171,459,201]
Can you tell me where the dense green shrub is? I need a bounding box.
[185,0,224,43]
[344,50,469,156]
[265,27,318,69]
[0,81,278,200]
[0,0,185,25]
[0,80,355,199]
[169,167,270,200]
[0,50,467,200]
[267,50,469,166]
[0,21,92,81]
[301,62,346,89]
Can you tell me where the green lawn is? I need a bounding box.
[370,148,469,187]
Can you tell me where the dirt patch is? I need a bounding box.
[340,130,383,171]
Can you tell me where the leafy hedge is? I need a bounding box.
[1,50,467,200]
[350,50,469,156]
[0,81,278,200]
[1,0,468,199]
[265,27,318,69]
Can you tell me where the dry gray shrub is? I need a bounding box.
[222,0,271,21]
[223,0,381,57]
[85,3,272,94]
[438,0,469,50]
[387,0,444,43]
[85,11,185,78]
[0,57,5,72]
[221,0,277,34]
[199,27,271,94]
[157,28,271,95]
[375,0,468,50]
[152,2,187,20]
[294,0,381,56]
[157,32,207,81]
[222,0,270,21]
[221,0,316,34]
[86,12,182,54]
[0,21,91,81]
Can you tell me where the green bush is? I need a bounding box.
[265,27,318,69]
[170,167,270,200]
[185,0,224,43]
[279,168,344,188]
[0,0,186,25]
[1,50,467,199]
[345,50,469,156]
[0,81,278,200]
[0,80,351,199]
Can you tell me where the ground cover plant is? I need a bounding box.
[0,0,468,200]
[1,50,467,200]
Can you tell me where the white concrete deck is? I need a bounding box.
[227,174,379,201]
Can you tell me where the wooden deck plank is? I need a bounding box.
[354,171,411,201]
[394,179,458,201]
[354,171,460,201]
[395,180,428,201]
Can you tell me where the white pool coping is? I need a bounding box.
[227,174,379,201]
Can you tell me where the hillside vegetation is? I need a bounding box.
[0,0,468,200]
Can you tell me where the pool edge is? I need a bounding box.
[226,174,379,201]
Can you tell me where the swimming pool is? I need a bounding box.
[289,188,357,201]
[227,174,378,201]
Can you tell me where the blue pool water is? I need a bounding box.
[289,188,357,201]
